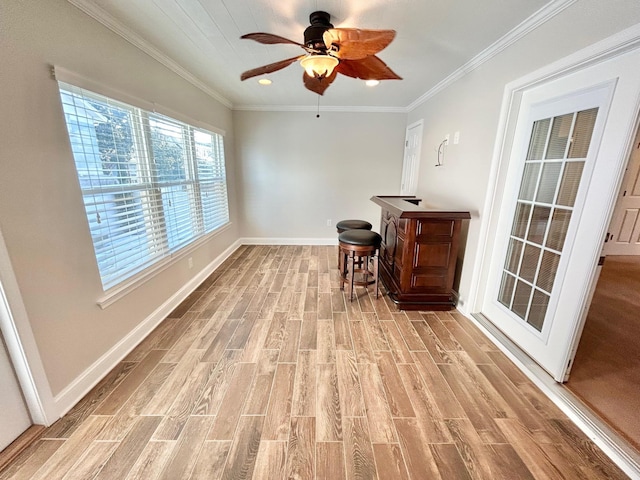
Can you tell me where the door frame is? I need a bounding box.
[0,227,56,425]
[468,25,640,378]
[483,81,617,376]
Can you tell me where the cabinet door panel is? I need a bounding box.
[417,219,454,237]
[393,236,405,283]
[411,273,447,290]
[381,217,394,264]
[398,218,409,236]
[414,243,451,268]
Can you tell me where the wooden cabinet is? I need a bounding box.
[371,196,470,310]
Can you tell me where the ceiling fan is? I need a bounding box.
[240,11,401,95]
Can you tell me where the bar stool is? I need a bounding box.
[335,219,372,270]
[339,229,381,301]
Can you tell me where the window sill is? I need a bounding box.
[96,222,232,309]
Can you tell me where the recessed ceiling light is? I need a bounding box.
[365,80,380,87]
[258,78,272,85]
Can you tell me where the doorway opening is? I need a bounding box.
[400,120,423,196]
[564,122,640,451]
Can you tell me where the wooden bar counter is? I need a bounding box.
[371,196,470,310]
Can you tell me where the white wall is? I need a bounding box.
[234,111,407,239]
[0,0,239,402]
[406,0,640,311]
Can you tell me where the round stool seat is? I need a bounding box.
[336,219,372,234]
[338,229,381,248]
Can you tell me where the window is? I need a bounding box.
[58,82,229,290]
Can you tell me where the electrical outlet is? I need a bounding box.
[188,257,193,269]
[444,134,450,145]
[326,219,332,227]
[454,131,460,144]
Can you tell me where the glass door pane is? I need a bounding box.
[497,108,598,331]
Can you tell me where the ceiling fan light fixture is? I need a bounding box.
[300,54,339,78]
[365,79,380,87]
[258,78,272,85]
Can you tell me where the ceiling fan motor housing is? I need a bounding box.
[304,11,333,52]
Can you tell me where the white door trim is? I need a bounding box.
[467,23,640,316]
[0,228,57,425]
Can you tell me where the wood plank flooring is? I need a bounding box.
[0,245,628,479]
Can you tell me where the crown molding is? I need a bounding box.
[233,104,407,113]
[66,0,233,109]
[66,0,577,115]
[406,0,578,112]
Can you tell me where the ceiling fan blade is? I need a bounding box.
[241,32,305,48]
[241,56,304,81]
[336,56,402,80]
[323,28,396,60]
[303,70,338,96]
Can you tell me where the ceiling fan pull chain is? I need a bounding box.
[316,96,320,118]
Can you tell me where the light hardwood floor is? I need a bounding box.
[0,245,628,479]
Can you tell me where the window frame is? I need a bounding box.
[57,80,230,307]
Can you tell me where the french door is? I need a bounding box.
[483,78,617,380]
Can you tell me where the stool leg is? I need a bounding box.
[373,250,379,298]
[348,251,355,301]
[362,254,370,291]
[339,248,346,291]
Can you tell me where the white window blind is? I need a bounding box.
[58,82,229,290]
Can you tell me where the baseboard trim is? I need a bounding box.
[468,312,640,479]
[239,237,337,246]
[52,239,242,417]
[0,425,45,472]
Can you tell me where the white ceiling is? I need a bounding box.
[71,0,555,110]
